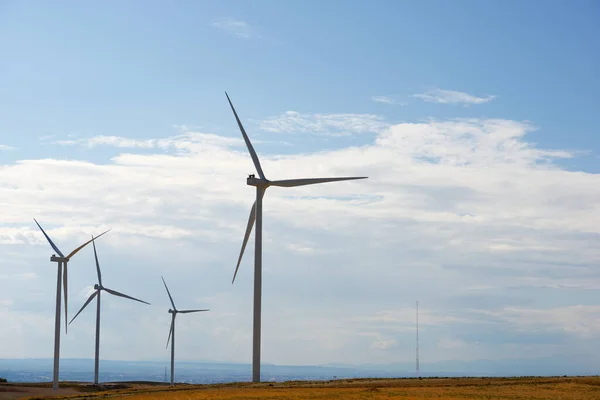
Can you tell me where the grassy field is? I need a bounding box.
[3,376,600,400]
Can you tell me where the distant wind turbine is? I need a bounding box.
[33,219,110,390]
[162,276,209,386]
[225,92,368,382]
[69,235,150,385]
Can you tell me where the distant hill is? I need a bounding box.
[0,358,596,384]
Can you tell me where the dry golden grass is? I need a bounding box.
[7,376,600,400]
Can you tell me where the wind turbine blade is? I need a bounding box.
[178,309,210,314]
[91,235,102,286]
[225,92,266,180]
[232,201,256,284]
[69,291,98,325]
[269,177,368,188]
[104,287,150,305]
[66,229,111,260]
[33,219,64,258]
[166,318,174,349]
[63,263,68,334]
[161,277,176,309]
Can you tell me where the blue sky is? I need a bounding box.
[1,0,600,374]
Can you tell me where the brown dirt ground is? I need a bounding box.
[0,385,79,400]
[2,376,600,400]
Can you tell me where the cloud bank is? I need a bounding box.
[1,113,599,368]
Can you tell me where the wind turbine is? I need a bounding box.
[69,236,150,385]
[225,92,368,382]
[33,219,110,390]
[162,276,209,386]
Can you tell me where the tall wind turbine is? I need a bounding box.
[162,277,209,386]
[225,92,368,382]
[69,236,150,385]
[33,219,110,390]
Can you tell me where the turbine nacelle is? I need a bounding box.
[247,175,270,188]
[168,309,177,314]
[94,284,102,290]
[50,255,68,262]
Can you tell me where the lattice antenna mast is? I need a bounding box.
[416,300,420,378]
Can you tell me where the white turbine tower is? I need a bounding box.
[162,277,209,386]
[69,236,150,385]
[225,92,368,382]
[33,219,110,390]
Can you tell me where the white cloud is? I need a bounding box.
[437,337,466,349]
[0,144,15,150]
[56,132,243,151]
[371,96,406,105]
[19,272,37,280]
[57,136,157,148]
[1,110,600,366]
[507,276,600,290]
[259,111,388,135]
[413,88,496,106]
[372,96,395,104]
[349,307,477,342]
[212,18,255,39]
[371,339,397,350]
[285,242,318,255]
[474,306,600,338]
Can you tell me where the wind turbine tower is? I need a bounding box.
[33,219,109,390]
[225,92,368,382]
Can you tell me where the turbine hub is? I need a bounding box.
[168,309,176,314]
[247,176,269,187]
[94,284,101,290]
